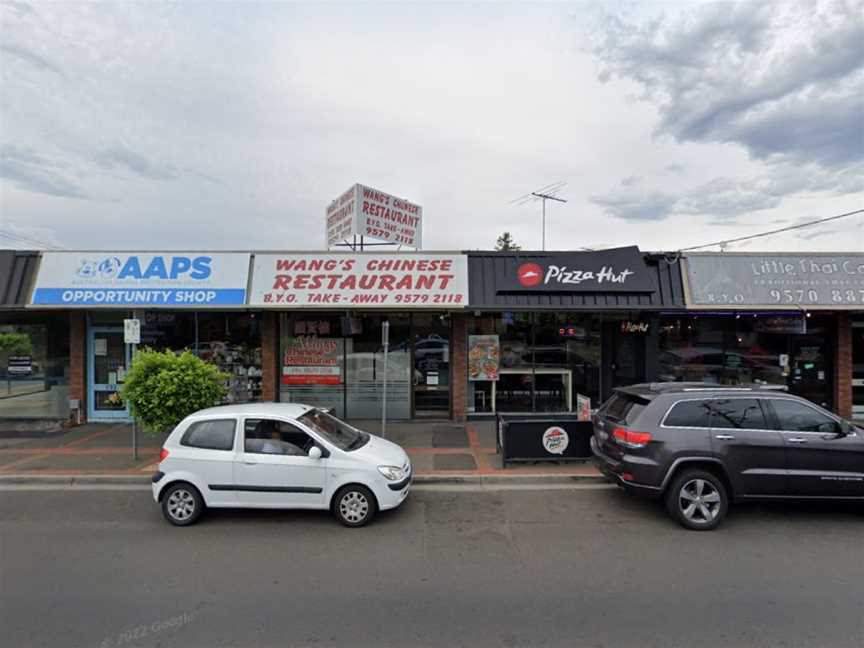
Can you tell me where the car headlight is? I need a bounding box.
[378,465,404,481]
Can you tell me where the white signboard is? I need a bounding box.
[250,253,467,308]
[123,319,141,344]
[326,183,422,248]
[30,252,251,307]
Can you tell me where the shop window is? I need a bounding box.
[0,313,70,420]
[280,314,345,418]
[346,314,410,419]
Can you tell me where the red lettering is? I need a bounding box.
[378,274,396,291]
[273,275,291,289]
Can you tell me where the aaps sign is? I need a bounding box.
[250,253,467,308]
[30,252,250,307]
[326,183,423,248]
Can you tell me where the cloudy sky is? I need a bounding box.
[1,0,862,253]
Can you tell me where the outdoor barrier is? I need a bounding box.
[496,413,593,466]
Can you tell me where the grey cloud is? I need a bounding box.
[93,145,177,181]
[590,189,677,221]
[0,145,88,198]
[0,43,63,76]
[1,2,33,16]
[595,0,864,170]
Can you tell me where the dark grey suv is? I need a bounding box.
[591,383,863,530]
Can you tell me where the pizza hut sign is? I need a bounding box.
[500,246,655,294]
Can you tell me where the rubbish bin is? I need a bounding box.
[496,413,593,466]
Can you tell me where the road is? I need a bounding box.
[1,485,862,648]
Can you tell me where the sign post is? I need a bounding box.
[124,318,141,461]
[381,321,390,439]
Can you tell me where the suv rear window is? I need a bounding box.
[603,392,648,425]
[180,419,236,451]
[664,400,711,428]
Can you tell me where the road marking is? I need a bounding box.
[0,483,615,493]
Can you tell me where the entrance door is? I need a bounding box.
[413,313,450,416]
[853,320,864,420]
[87,327,131,420]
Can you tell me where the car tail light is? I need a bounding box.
[612,427,652,449]
[159,448,170,462]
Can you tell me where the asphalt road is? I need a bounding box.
[1,485,862,648]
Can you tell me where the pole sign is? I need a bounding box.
[326,183,422,248]
[684,253,864,308]
[250,253,467,308]
[30,252,250,307]
[123,319,141,344]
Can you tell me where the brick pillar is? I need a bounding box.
[834,313,852,419]
[451,312,468,422]
[261,312,279,402]
[69,310,87,424]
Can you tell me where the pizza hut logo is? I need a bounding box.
[517,263,543,287]
[542,426,569,455]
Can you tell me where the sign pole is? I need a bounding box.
[124,316,141,461]
[381,321,390,439]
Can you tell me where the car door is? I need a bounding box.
[707,398,786,496]
[766,398,864,497]
[174,418,239,506]
[233,417,328,508]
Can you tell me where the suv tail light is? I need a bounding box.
[159,448,170,462]
[612,427,652,449]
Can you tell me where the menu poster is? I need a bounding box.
[468,335,500,381]
[281,336,342,385]
[576,394,591,421]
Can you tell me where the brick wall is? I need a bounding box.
[451,313,468,422]
[261,312,278,402]
[834,313,852,419]
[69,310,86,424]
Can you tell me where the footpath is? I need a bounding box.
[0,420,604,485]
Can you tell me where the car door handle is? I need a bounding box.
[787,437,808,444]
[715,434,736,440]
[244,460,258,465]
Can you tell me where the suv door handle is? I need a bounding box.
[715,434,736,440]
[787,437,808,444]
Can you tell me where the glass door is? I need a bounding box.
[853,320,864,420]
[412,313,450,416]
[88,327,131,420]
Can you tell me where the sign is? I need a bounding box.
[685,253,864,308]
[282,336,342,385]
[6,356,32,376]
[250,253,468,308]
[620,321,649,334]
[755,316,806,334]
[576,394,591,422]
[31,252,250,307]
[123,319,141,344]
[499,247,655,293]
[468,335,500,381]
[541,426,569,455]
[326,183,422,248]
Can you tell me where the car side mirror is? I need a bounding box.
[308,446,323,460]
[838,420,850,437]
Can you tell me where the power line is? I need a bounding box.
[680,208,864,251]
[0,229,64,250]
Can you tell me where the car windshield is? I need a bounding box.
[298,409,369,451]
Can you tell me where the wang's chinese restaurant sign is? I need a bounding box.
[250,253,468,308]
[326,183,423,248]
[30,252,250,307]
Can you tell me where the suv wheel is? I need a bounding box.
[665,469,728,531]
[161,482,204,526]
[333,485,377,527]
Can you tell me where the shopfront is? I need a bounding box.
[464,248,685,416]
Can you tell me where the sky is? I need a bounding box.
[0,0,862,253]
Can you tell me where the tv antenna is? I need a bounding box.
[510,181,568,250]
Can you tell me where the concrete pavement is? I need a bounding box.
[1,487,862,647]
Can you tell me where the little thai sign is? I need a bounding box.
[326,183,423,248]
[499,246,655,293]
[250,253,467,308]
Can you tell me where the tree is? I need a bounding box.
[120,348,228,433]
[495,232,521,251]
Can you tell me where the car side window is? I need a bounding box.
[771,400,839,434]
[180,419,236,451]
[244,418,315,456]
[664,400,711,428]
[708,399,769,430]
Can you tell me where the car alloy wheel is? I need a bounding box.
[678,478,721,524]
[334,485,377,527]
[161,483,204,526]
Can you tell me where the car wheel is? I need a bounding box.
[161,482,204,527]
[333,485,377,527]
[665,469,728,531]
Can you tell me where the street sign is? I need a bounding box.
[382,321,390,438]
[124,318,141,344]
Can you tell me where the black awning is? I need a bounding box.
[0,250,39,308]
[466,250,685,311]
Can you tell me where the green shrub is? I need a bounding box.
[120,348,228,433]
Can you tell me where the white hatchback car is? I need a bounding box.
[152,403,411,527]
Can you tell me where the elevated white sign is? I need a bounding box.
[325,183,422,249]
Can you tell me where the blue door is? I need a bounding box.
[87,326,131,421]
